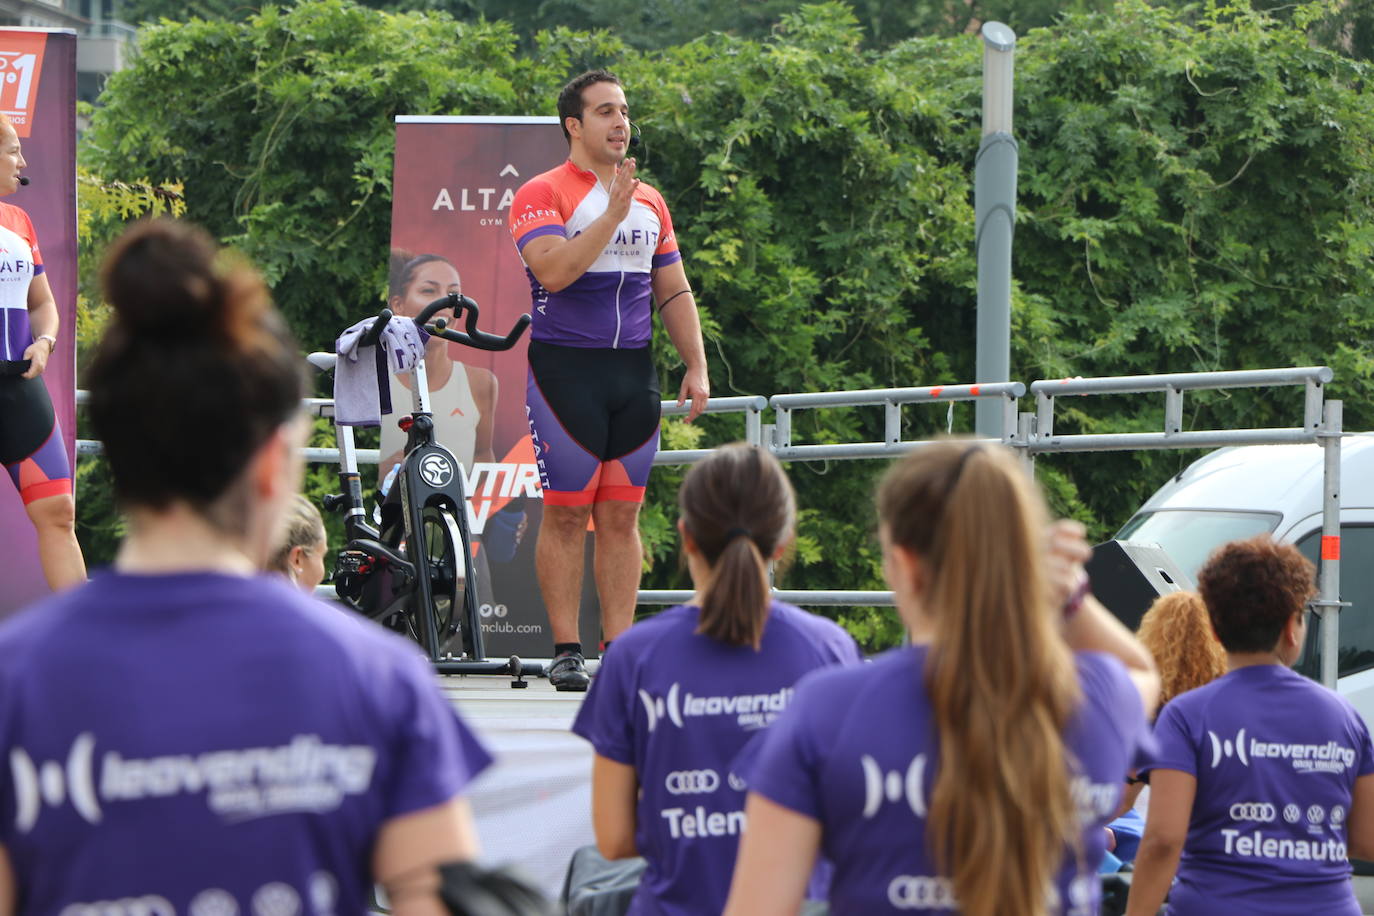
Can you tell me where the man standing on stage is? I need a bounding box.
[510,69,709,691]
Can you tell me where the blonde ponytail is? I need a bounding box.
[878,442,1081,915]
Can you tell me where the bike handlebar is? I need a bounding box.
[415,293,530,352]
[352,295,529,354]
[360,308,393,348]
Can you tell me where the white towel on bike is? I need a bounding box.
[335,317,427,426]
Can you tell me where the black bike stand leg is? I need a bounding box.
[449,473,486,662]
[405,496,444,662]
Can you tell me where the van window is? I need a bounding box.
[1295,526,1374,680]
[1116,510,1279,581]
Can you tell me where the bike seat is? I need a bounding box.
[307,352,337,373]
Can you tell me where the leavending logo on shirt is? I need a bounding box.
[856,753,1118,826]
[10,732,377,833]
[1206,728,1357,773]
[637,682,793,732]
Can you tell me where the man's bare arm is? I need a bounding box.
[521,160,639,293]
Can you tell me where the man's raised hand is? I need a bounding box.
[606,157,639,223]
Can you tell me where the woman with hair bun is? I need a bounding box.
[0,220,491,914]
[1127,535,1374,915]
[725,440,1160,916]
[571,443,861,915]
[0,112,84,591]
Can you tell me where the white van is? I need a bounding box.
[1115,433,1374,725]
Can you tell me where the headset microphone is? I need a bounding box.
[16,176,28,186]
[628,122,642,149]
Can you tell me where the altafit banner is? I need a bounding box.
[389,115,602,658]
[0,29,76,615]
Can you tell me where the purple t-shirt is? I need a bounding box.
[1144,664,1374,915]
[748,645,1153,915]
[0,571,493,915]
[571,601,861,916]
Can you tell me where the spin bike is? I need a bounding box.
[317,293,542,681]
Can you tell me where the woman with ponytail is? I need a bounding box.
[725,440,1160,916]
[0,220,492,914]
[570,443,861,915]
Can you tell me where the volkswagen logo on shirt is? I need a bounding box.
[420,453,454,488]
[1229,802,1276,823]
[665,769,720,795]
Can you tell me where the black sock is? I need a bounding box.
[554,642,582,657]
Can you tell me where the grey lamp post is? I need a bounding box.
[974,22,1017,439]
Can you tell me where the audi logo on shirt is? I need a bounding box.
[886,875,957,910]
[1229,802,1277,823]
[665,769,721,795]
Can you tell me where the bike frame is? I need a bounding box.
[325,295,538,679]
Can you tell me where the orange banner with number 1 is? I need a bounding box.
[0,32,45,138]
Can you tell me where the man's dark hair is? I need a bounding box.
[1197,535,1315,654]
[557,69,622,143]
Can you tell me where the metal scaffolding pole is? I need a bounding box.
[1318,400,1344,689]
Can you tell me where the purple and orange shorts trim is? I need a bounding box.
[525,340,660,506]
[0,372,72,505]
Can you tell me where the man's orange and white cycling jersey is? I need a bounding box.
[509,159,680,349]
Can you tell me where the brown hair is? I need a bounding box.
[86,219,305,531]
[388,250,457,302]
[557,69,622,142]
[1197,535,1315,654]
[877,441,1081,916]
[266,493,326,575]
[1137,591,1227,708]
[678,444,795,649]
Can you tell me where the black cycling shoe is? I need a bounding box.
[548,650,590,692]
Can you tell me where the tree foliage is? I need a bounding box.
[117,0,1374,60]
[82,0,1374,648]
[87,3,553,353]
[72,169,186,563]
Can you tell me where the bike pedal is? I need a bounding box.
[335,550,372,574]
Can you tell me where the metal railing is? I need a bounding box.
[1018,365,1341,689]
[72,365,1346,686]
[654,395,768,465]
[1027,367,1332,452]
[768,382,1024,460]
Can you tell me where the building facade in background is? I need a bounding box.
[0,0,132,105]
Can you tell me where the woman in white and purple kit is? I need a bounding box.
[725,441,1161,916]
[0,220,493,914]
[1127,535,1374,915]
[571,443,861,915]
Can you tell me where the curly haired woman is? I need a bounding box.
[1127,536,1374,915]
[1138,591,1228,711]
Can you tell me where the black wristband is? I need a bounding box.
[657,289,692,311]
